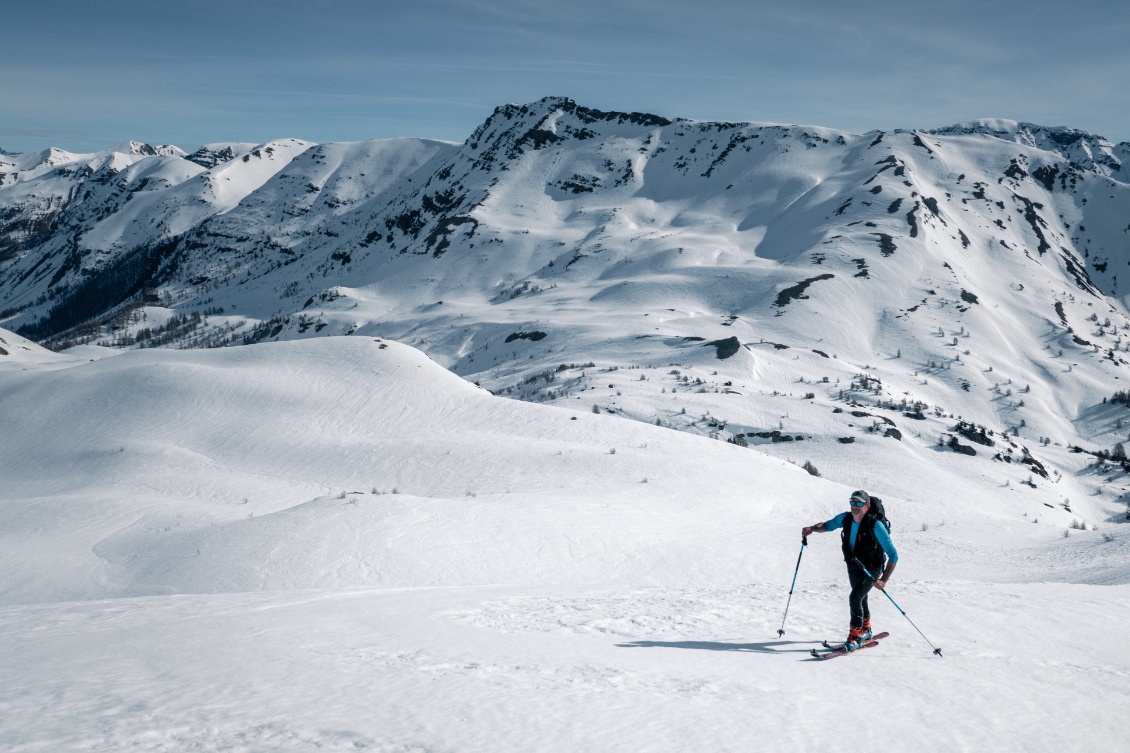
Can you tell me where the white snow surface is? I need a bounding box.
[0,325,63,368]
[2,333,1128,751]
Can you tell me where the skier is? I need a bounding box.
[801,490,898,651]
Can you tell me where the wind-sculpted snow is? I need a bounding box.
[0,335,793,602]
[2,333,1130,752]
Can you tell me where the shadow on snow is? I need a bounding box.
[616,639,817,655]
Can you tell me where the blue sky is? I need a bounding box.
[3,0,1128,153]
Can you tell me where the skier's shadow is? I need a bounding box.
[617,639,815,655]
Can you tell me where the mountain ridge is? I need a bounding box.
[3,97,1130,524]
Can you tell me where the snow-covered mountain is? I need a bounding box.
[5,91,1130,746]
[3,96,1130,528]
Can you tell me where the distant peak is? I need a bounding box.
[928,119,1123,175]
[930,119,1111,147]
[508,96,671,124]
[108,141,161,157]
[185,143,257,169]
[154,144,187,157]
[474,96,672,134]
[929,119,1021,138]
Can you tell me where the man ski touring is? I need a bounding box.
[802,490,898,651]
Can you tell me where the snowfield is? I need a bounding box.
[5,96,1130,750]
[2,333,1128,751]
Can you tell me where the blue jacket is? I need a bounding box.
[825,512,898,564]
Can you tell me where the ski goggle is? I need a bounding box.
[849,498,868,508]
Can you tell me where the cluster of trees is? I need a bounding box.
[953,420,994,447]
[1091,443,1129,464]
[19,238,181,343]
[107,311,202,348]
[1070,442,1130,474]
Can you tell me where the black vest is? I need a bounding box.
[841,512,886,573]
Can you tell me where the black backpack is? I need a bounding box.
[866,495,892,533]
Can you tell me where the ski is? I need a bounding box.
[811,635,886,660]
[821,631,889,651]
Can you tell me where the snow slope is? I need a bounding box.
[3,97,1130,585]
[1,335,1128,751]
[0,325,64,369]
[0,335,811,604]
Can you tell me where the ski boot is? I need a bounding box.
[844,626,865,652]
[859,619,873,642]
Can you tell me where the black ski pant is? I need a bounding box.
[847,560,874,629]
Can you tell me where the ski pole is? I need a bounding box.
[853,557,943,656]
[777,536,807,637]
